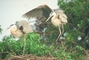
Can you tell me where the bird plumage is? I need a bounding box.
[22,4,52,20]
[7,20,33,37]
[10,25,23,37]
[22,4,67,28]
[50,12,61,27]
[56,10,67,23]
[16,20,33,34]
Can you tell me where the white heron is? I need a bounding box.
[5,20,33,55]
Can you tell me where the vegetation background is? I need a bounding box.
[0,0,89,60]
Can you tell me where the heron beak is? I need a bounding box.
[45,16,52,22]
[4,27,10,32]
[4,24,14,33]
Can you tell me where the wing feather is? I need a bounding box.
[56,10,67,23]
[16,20,33,33]
[22,4,52,20]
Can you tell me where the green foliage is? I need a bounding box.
[46,25,59,43]
[0,25,2,34]
[57,0,89,60]
[25,33,53,56]
[76,45,84,51]
[0,33,55,57]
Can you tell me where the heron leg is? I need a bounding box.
[61,24,64,35]
[54,27,61,51]
[22,35,26,55]
[56,26,61,42]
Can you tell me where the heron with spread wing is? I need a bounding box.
[5,20,33,55]
[22,4,67,41]
[46,10,67,41]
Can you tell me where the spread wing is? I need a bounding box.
[16,20,33,33]
[22,4,52,20]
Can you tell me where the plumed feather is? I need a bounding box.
[55,10,67,23]
[59,13,67,23]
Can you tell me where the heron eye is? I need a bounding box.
[19,26,23,30]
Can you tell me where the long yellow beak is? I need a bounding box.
[45,16,52,22]
[4,27,10,32]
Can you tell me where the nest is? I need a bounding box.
[6,54,59,60]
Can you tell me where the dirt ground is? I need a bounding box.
[1,54,59,60]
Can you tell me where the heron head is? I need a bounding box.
[46,12,56,22]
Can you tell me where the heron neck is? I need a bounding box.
[52,14,57,20]
[10,26,18,35]
[11,26,17,31]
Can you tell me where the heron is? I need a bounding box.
[46,10,68,41]
[5,20,33,55]
[22,4,67,41]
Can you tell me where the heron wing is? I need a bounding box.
[56,10,67,23]
[61,13,67,19]
[16,20,33,33]
[59,13,67,23]
[22,4,52,19]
